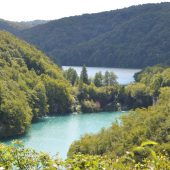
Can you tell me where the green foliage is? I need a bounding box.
[63,67,78,85]
[0,31,74,138]
[81,100,101,113]
[93,71,117,87]
[80,65,89,84]
[65,154,122,170]
[72,65,163,113]
[77,83,122,112]
[32,82,48,118]
[17,3,170,68]
[0,29,169,169]
[103,71,117,86]
[63,68,120,113]
[125,83,152,108]
[0,141,61,170]
[94,71,103,87]
[0,80,32,138]
[0,33,168,140]
[43,76,73,114]
[141,141,158,147]
[132,140,158,163]
[134,65,170,104]
[0,141,169,170]
[0,19,48,34]
[68,86,170,159]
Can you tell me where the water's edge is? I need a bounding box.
[3,111,126,159]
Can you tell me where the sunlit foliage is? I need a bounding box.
[0,31,74,138]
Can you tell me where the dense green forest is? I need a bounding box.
[0,30,151,139]
[0,31,139,139]
[0,30,169,169]
[0,2,169,169]
[0,31,169,140]
[63,65,170,113]
[66,65,170,169]
[0,65,170,169]
[0,31,73,138]
[11,2,170,68]
[68,87,170,156]
[0,19,48,34]
[1,3,169,68]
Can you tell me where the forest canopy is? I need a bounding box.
[13,2,170,68]
[0,31,169,169]
[68,66,170,163]
[0,31,74,138]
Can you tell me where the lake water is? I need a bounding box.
[62,66,141,84]
[3,66,136,159]
[4,111,125,159]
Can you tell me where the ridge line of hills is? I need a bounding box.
[0,2,170,68]
[0,18,48,33]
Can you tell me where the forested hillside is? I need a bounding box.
[0,31,73,138]
[0,30,161,139]
[68,66,170,161]
[0,19,48,34]
[17,2,170,68]
[0,65,169,169]
[0,31,169,169]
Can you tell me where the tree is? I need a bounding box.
[0,31,75,138]
[109,72,118,85]
[104,71,109,86]
[94,72,103,87]
[104,71,117,86]
[80,65,89,84]
[33,82,49,117]
[43,76,73,114]
[125,83,152,108]
[64,68,78,85]
[149,74,163,104]
[0,80,32,138]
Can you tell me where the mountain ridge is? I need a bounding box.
[0,19,48,34]
[0,2,170,68]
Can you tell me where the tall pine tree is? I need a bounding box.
[80,65,89,84]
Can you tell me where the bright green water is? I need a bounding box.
[4,111,125,159]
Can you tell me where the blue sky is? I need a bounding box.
[0,0,169,21]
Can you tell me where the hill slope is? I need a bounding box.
[0,19,48,34]
[68,66,170,158]
[18,2,170,68]
[0,31,73,138]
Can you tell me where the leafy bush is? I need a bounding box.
[0,141,169,170]
[81,100,101,113]
[68,87,170,158]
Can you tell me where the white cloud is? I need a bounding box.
[0,0,169,21]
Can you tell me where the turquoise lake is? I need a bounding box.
[3,67,136,159]
[4,111,125,159]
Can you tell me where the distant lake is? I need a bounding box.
[63,66,141,84]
